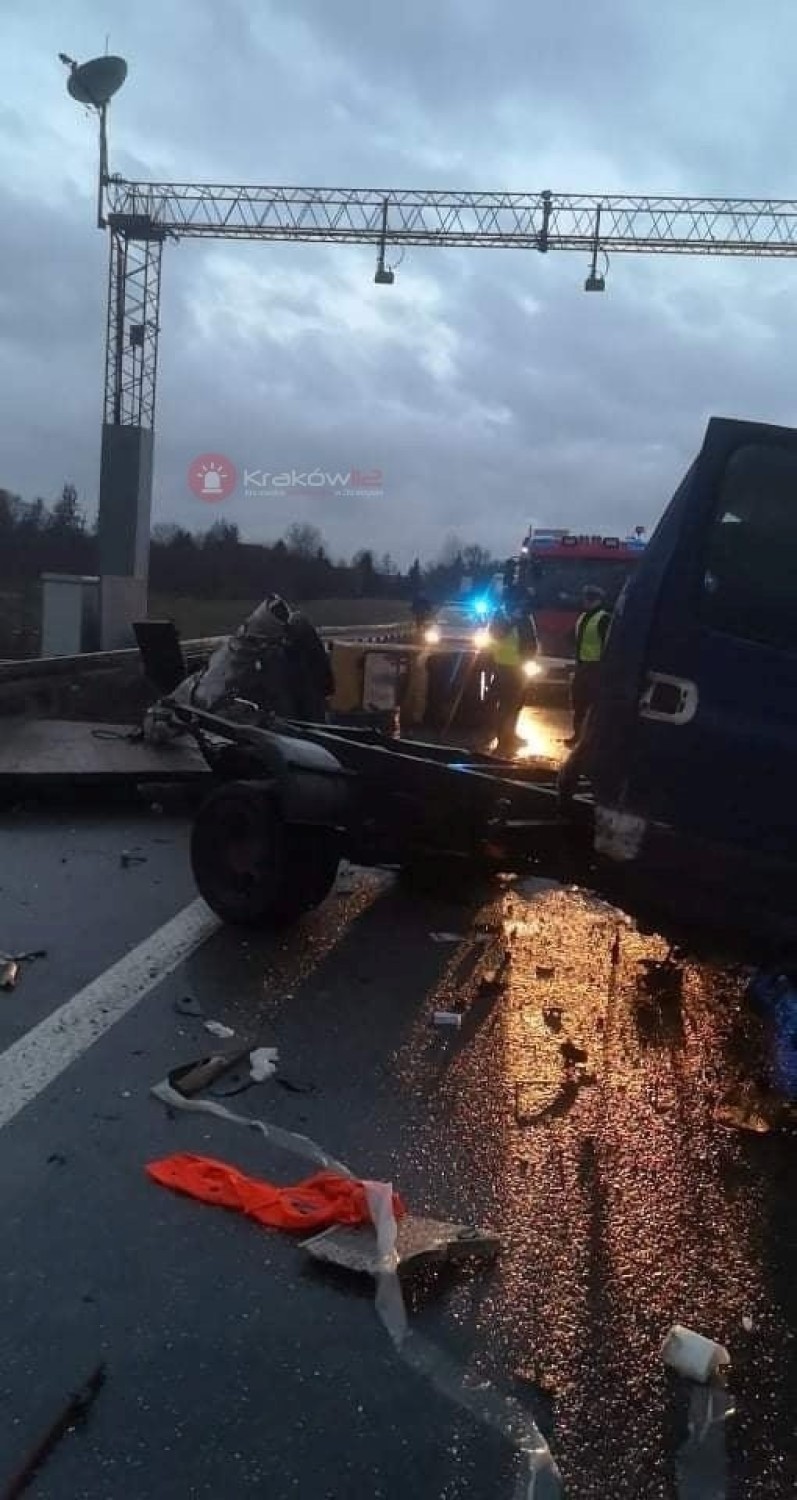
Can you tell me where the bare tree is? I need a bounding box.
[438,531,464,568]
[462,543,492,572]
[284,522,325,558]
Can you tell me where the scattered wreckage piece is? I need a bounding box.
[147,1154,403,1234]
[714,1083,796,1134]
[173,994,204,1019]
[0,961,19,992]
[431,1010,463,1030]
[301,1214,500,1279]
[204,1020,235,1040]
[661,1324,730,1384]
[0,950,47,992]
[167,1049,254,1099]
[166,1044,281,1100]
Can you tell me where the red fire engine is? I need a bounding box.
[505,527,647,663]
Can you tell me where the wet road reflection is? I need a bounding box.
[394,877,797,1497]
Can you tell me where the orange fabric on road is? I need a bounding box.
[146,1153,406,1232]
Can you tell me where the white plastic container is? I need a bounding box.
[432,1011,463,1029]
[661,1324,730,1383]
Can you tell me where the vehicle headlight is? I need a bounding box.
[523,659,541,678]
[474,628,491,649]
[424,626,441,645]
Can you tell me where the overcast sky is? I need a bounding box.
[1,0,797,564]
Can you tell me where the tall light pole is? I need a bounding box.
[63,52,161,648]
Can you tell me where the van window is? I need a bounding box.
[701,443,797,652]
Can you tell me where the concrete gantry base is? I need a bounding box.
[97,422,154,648]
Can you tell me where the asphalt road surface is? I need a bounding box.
[1,707,796,1499]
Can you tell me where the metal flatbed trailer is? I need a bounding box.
[170,703,588,927]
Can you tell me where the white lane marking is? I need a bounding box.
[0,897,220,1133]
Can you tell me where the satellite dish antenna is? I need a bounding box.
[66,54,127,109]
[60,52,128,229]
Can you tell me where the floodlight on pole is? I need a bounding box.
[585,202,606,292]
[374,198,395,284]
[60,52,127,228]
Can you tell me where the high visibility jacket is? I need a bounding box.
[575,608,610,663]
[491,627,523,668]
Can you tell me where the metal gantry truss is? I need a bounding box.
[105,214,165,427]
[102,178,797,429]
[105,180,797,254]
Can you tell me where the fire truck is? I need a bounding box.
[504,527,647,668]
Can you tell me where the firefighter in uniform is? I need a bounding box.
[569,585,611,743]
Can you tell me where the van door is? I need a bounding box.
[621,418,797,859]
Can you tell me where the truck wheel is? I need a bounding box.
[190,780,339,927]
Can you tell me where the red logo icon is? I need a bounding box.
[188,453,237,502]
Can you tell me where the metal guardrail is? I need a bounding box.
[0,622,410,695]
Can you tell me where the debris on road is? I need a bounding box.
[168,1050,252,1099]
[714,1084,786,1134]
[661,1324,730,1383]
[1,1362,106,1499]
[276,1075,316,1095]
[204,1020,235,1039]
[146,1153,406,1232]
[741,1314,754,1332]
[431,1010,463,1029]
[429,931,465,944]
[152,1074,350,1172]
[173,995,204,1019]
[148,1077,561,1497]
[249,1046,279,1082]
[301,1214,500,1278]
[0,960,19,991]
[0,949,46,991]
[119,850,148,869]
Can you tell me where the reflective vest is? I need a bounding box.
[491,627,522,668]
[576,608,610,664]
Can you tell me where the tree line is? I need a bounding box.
[0,484,498,655]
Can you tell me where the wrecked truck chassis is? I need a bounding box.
[169,703,584,927]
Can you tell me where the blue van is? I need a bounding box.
[575,417,797,942]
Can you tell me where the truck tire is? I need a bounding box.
[190,779,340,927]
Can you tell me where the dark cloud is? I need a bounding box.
[1,0,796,563]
